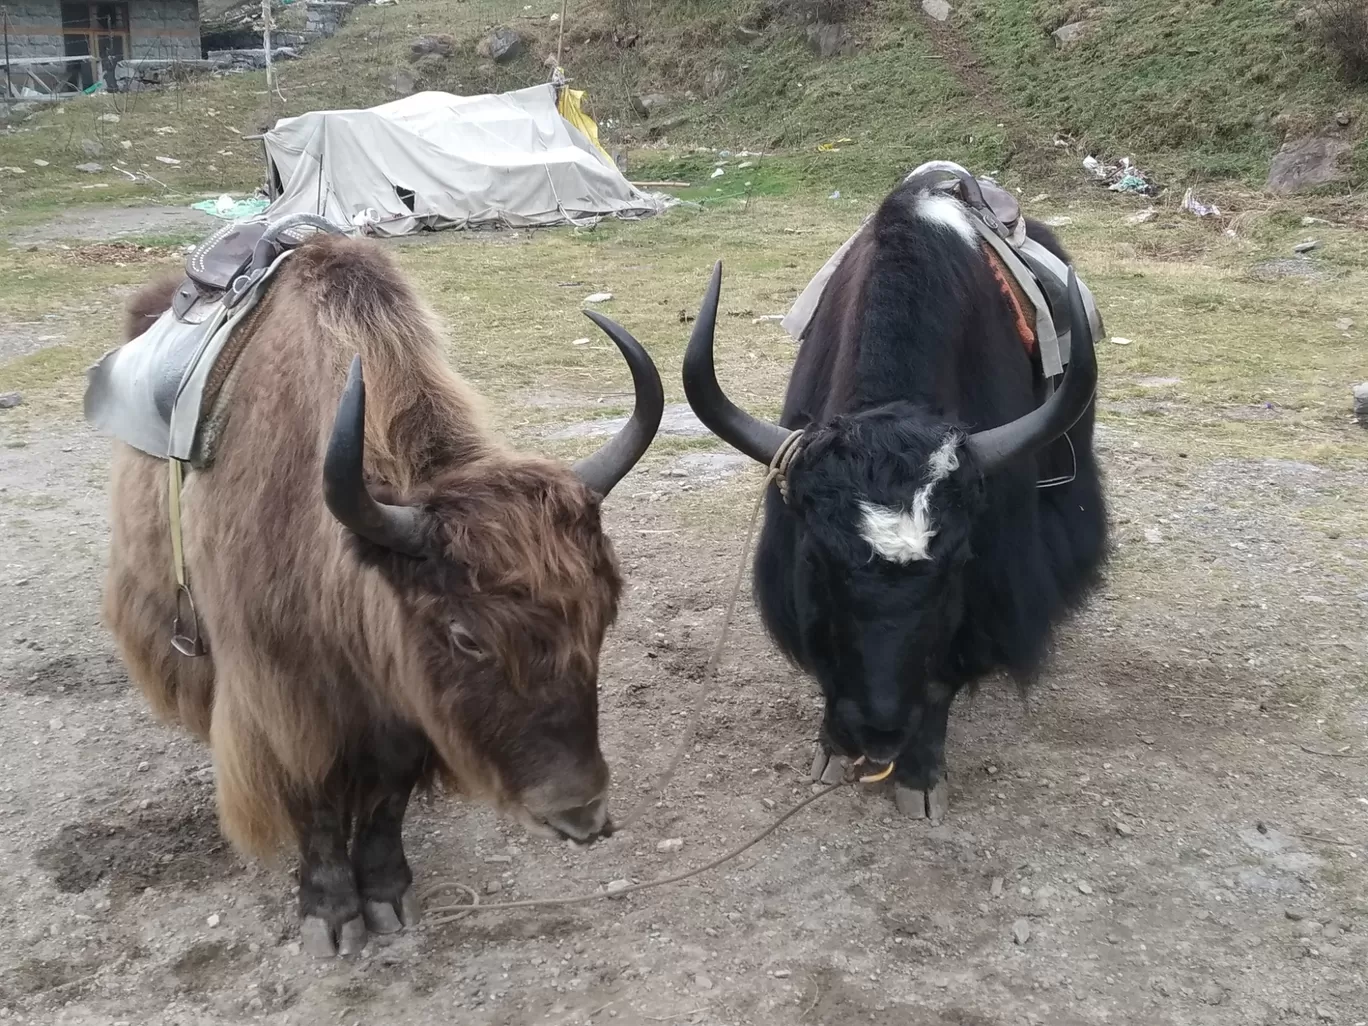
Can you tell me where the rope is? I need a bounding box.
[421,430,809,927]
[556,0,568,66]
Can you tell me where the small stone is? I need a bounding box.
[1335,111,1351,126]
[1316,1005,1336,1021]
[75,162,104,173]
[1114,821,1134,837]
[1284,908,1306,921]
[485,880,502,895]
[693,972,714,991]
[48,718,63,731]
[1200,983,1228,1006]
[0,393,22,409]
[772,968,790,978]
[1144,527,1163,545]
[921,0,951,20]
[655,838,684,853]
[206,913,221,927]
[409,33,454,58]
[1077,881,1094,895]
[584,292,613,304]
[605,879,631,896]
[484,854,513,863]
[1012,918,1032,945]
[1336,318,1354,332]
[80,137,102,157]
[1295,920,1324,938]
[1294,239,1321,253]
[990,876,1004,898]
[137,761,150,772]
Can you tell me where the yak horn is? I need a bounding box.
[965,266,1098,474]
[681,261,794,466]
[323,356,429,558]
[571,312,665,497]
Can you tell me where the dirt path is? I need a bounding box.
[1,387,1366,1025]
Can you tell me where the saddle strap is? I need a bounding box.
[167,459,206,657]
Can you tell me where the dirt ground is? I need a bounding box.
[1,206,1367,1026]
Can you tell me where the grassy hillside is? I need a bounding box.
[0,0,1364,217]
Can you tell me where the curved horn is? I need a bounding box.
[323,355,428,557]
[681,261,793,466]
[965,266,1098,473]
[570,312,665,496]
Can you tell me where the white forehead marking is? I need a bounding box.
[915,193,979,247]
[858,436,961,563]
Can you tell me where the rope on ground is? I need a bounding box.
[420,430,811,928]
[422,782,847,927]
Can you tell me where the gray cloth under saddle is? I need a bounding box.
[781,160,1105,379]
[84,214,344,465]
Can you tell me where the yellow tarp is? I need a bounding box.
[557,85,613,164]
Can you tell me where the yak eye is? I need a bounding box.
[449,622,482,658]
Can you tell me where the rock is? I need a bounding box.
[1077,880,1094,895]
[1295,920,1324,938]
[1200,983,1228,1006]
[1294,239,1321,253]
[1336,318,1354,332]
[410,33,454,58]
[733,23,764,43]
[476,27,522,63]
[206,913,221,927]
[693,973,714,991]
[990,876,1004,897]
[80,137,102,157]
[1316,1006,1336,1022]
[584,292,613,303]
[656,837,684,853]
[1353,383,1368,426]
[1126,207,1157,225]
[1144,528,1163,545]
[631,93,670,117]
[605,879,631,896]
[1335,110,1352,126]
[921,0,952,20]
[387,68,417,95]
[1114,821,1134,836]
[1284,908,1307,921]
[0,393,22,409]
[485,880,502,895]
[75,162,104,174]
[1052,21,1090,47]
[806,22,851,58]
[1012,918,1032,945]
[646,115,690,140]
[1044,216,1073,227]
[1267,136,1351,195]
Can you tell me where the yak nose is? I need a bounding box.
[834,697,909,763]
[544,794,612,843]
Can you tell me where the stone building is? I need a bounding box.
[2,0,200,94]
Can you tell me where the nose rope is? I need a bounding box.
[422,430,890,929]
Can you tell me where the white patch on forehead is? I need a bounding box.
[858,436,962,564]
[915,193,979,247]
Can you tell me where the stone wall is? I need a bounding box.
[1,0,200,64]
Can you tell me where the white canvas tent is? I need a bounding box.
[262,84,665,236]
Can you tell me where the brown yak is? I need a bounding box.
[103,234,663,956]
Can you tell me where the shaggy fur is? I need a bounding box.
[104,236,621,857]
[751,182,1108,786]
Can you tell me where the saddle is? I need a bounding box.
[84,214,342,466]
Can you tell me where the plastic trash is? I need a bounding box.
[191,196,271,221]
[710,167,724,178]
[1179,188,1221,218]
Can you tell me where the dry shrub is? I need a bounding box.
[1311,0,1368,83]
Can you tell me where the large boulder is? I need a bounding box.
[476,26,523,63]
[806,22,851,58]
[1266,136,1352,194]
[410,33,454,59]
[1052,21,1090,47]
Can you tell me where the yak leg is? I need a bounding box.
[293,782,367,958]
[893,697,952,822]
[351,726,429,934]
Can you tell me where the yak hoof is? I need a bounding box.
[894,780,950,821]
[364,899,403,934]
[401,888,423,927]
[809,746,848,785]
[300,914,369,957]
